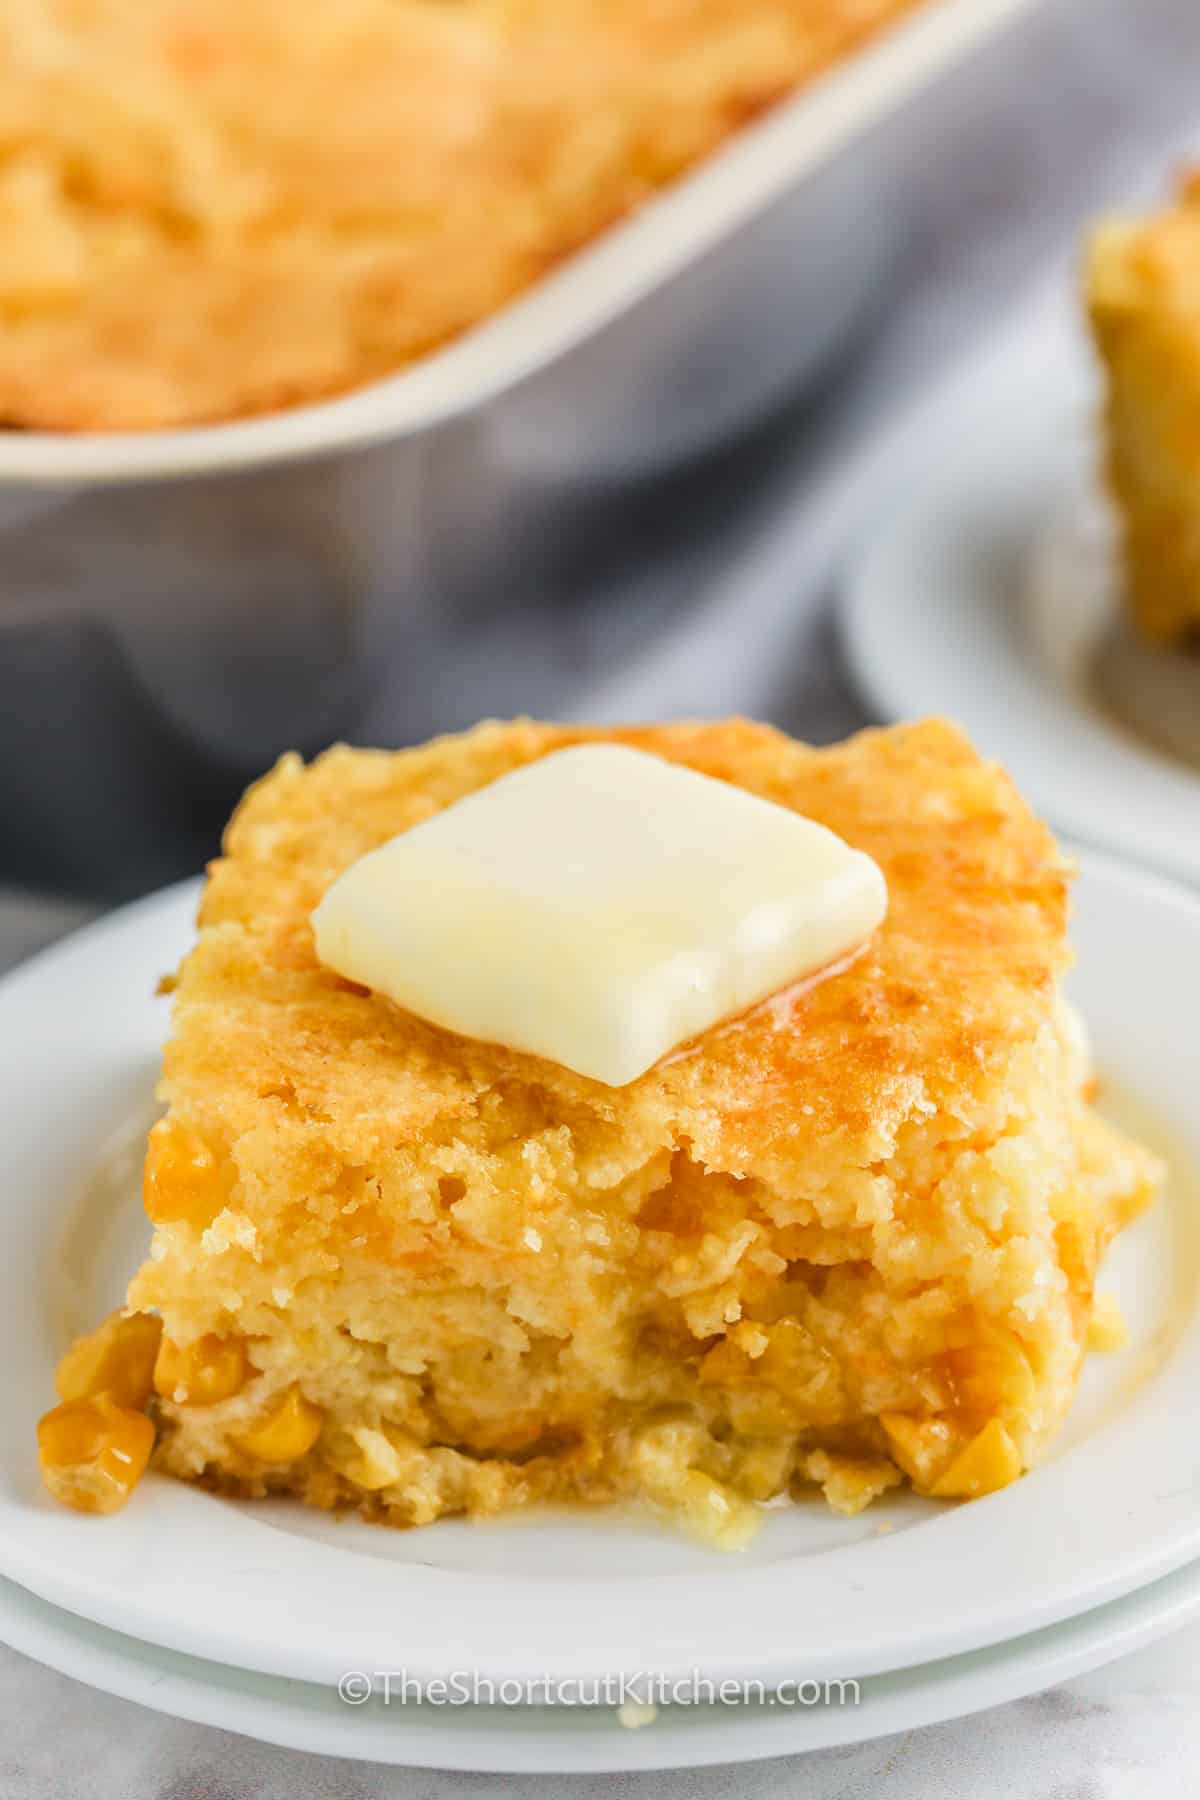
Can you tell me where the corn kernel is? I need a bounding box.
[38,1395,155,1515]
[943,1330,1036,1421]
[329,1426,404,1492]
[154,1333,248,1406]
[55,1310,162,1410]
[142,1121,226,1228]
[1088,1294,1129,1352]
[879,1411,961,1489]
[928,1419,1022,1499]
[235,1386,323,1463]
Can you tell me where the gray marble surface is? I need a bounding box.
[4,0,1200,1790]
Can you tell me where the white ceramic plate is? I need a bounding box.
[840,283,1200,890]
[5,1556,1200,1774]
[1,862,1199,1694]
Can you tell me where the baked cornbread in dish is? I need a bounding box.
[1087,175,1200,643]
[1,0,924,431]
[40,718,1159,1539]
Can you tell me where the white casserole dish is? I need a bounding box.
[0,0,1053,891]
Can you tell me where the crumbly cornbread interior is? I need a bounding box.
[1,0,923,430]
[1087,173,1200,643]
[87,718,1158,1542]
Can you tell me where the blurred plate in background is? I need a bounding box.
[841,277,1200,889]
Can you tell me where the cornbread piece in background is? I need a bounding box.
[0,0,924,430]
[1086,174,1200,642]
[114,718,1159,1541]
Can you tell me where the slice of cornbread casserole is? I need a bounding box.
[42,719,1160,1540]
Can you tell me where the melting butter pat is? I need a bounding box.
[311,744,887,1086]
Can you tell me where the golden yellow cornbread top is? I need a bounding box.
[0,0,923,429]
[163,718,1070,1198]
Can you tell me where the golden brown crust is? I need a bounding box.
[182,716,1071,1188]
[0,0,925,430]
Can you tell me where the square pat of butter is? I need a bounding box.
[311,744,887,1086]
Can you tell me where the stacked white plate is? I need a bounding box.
[1,846,1200,1771]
